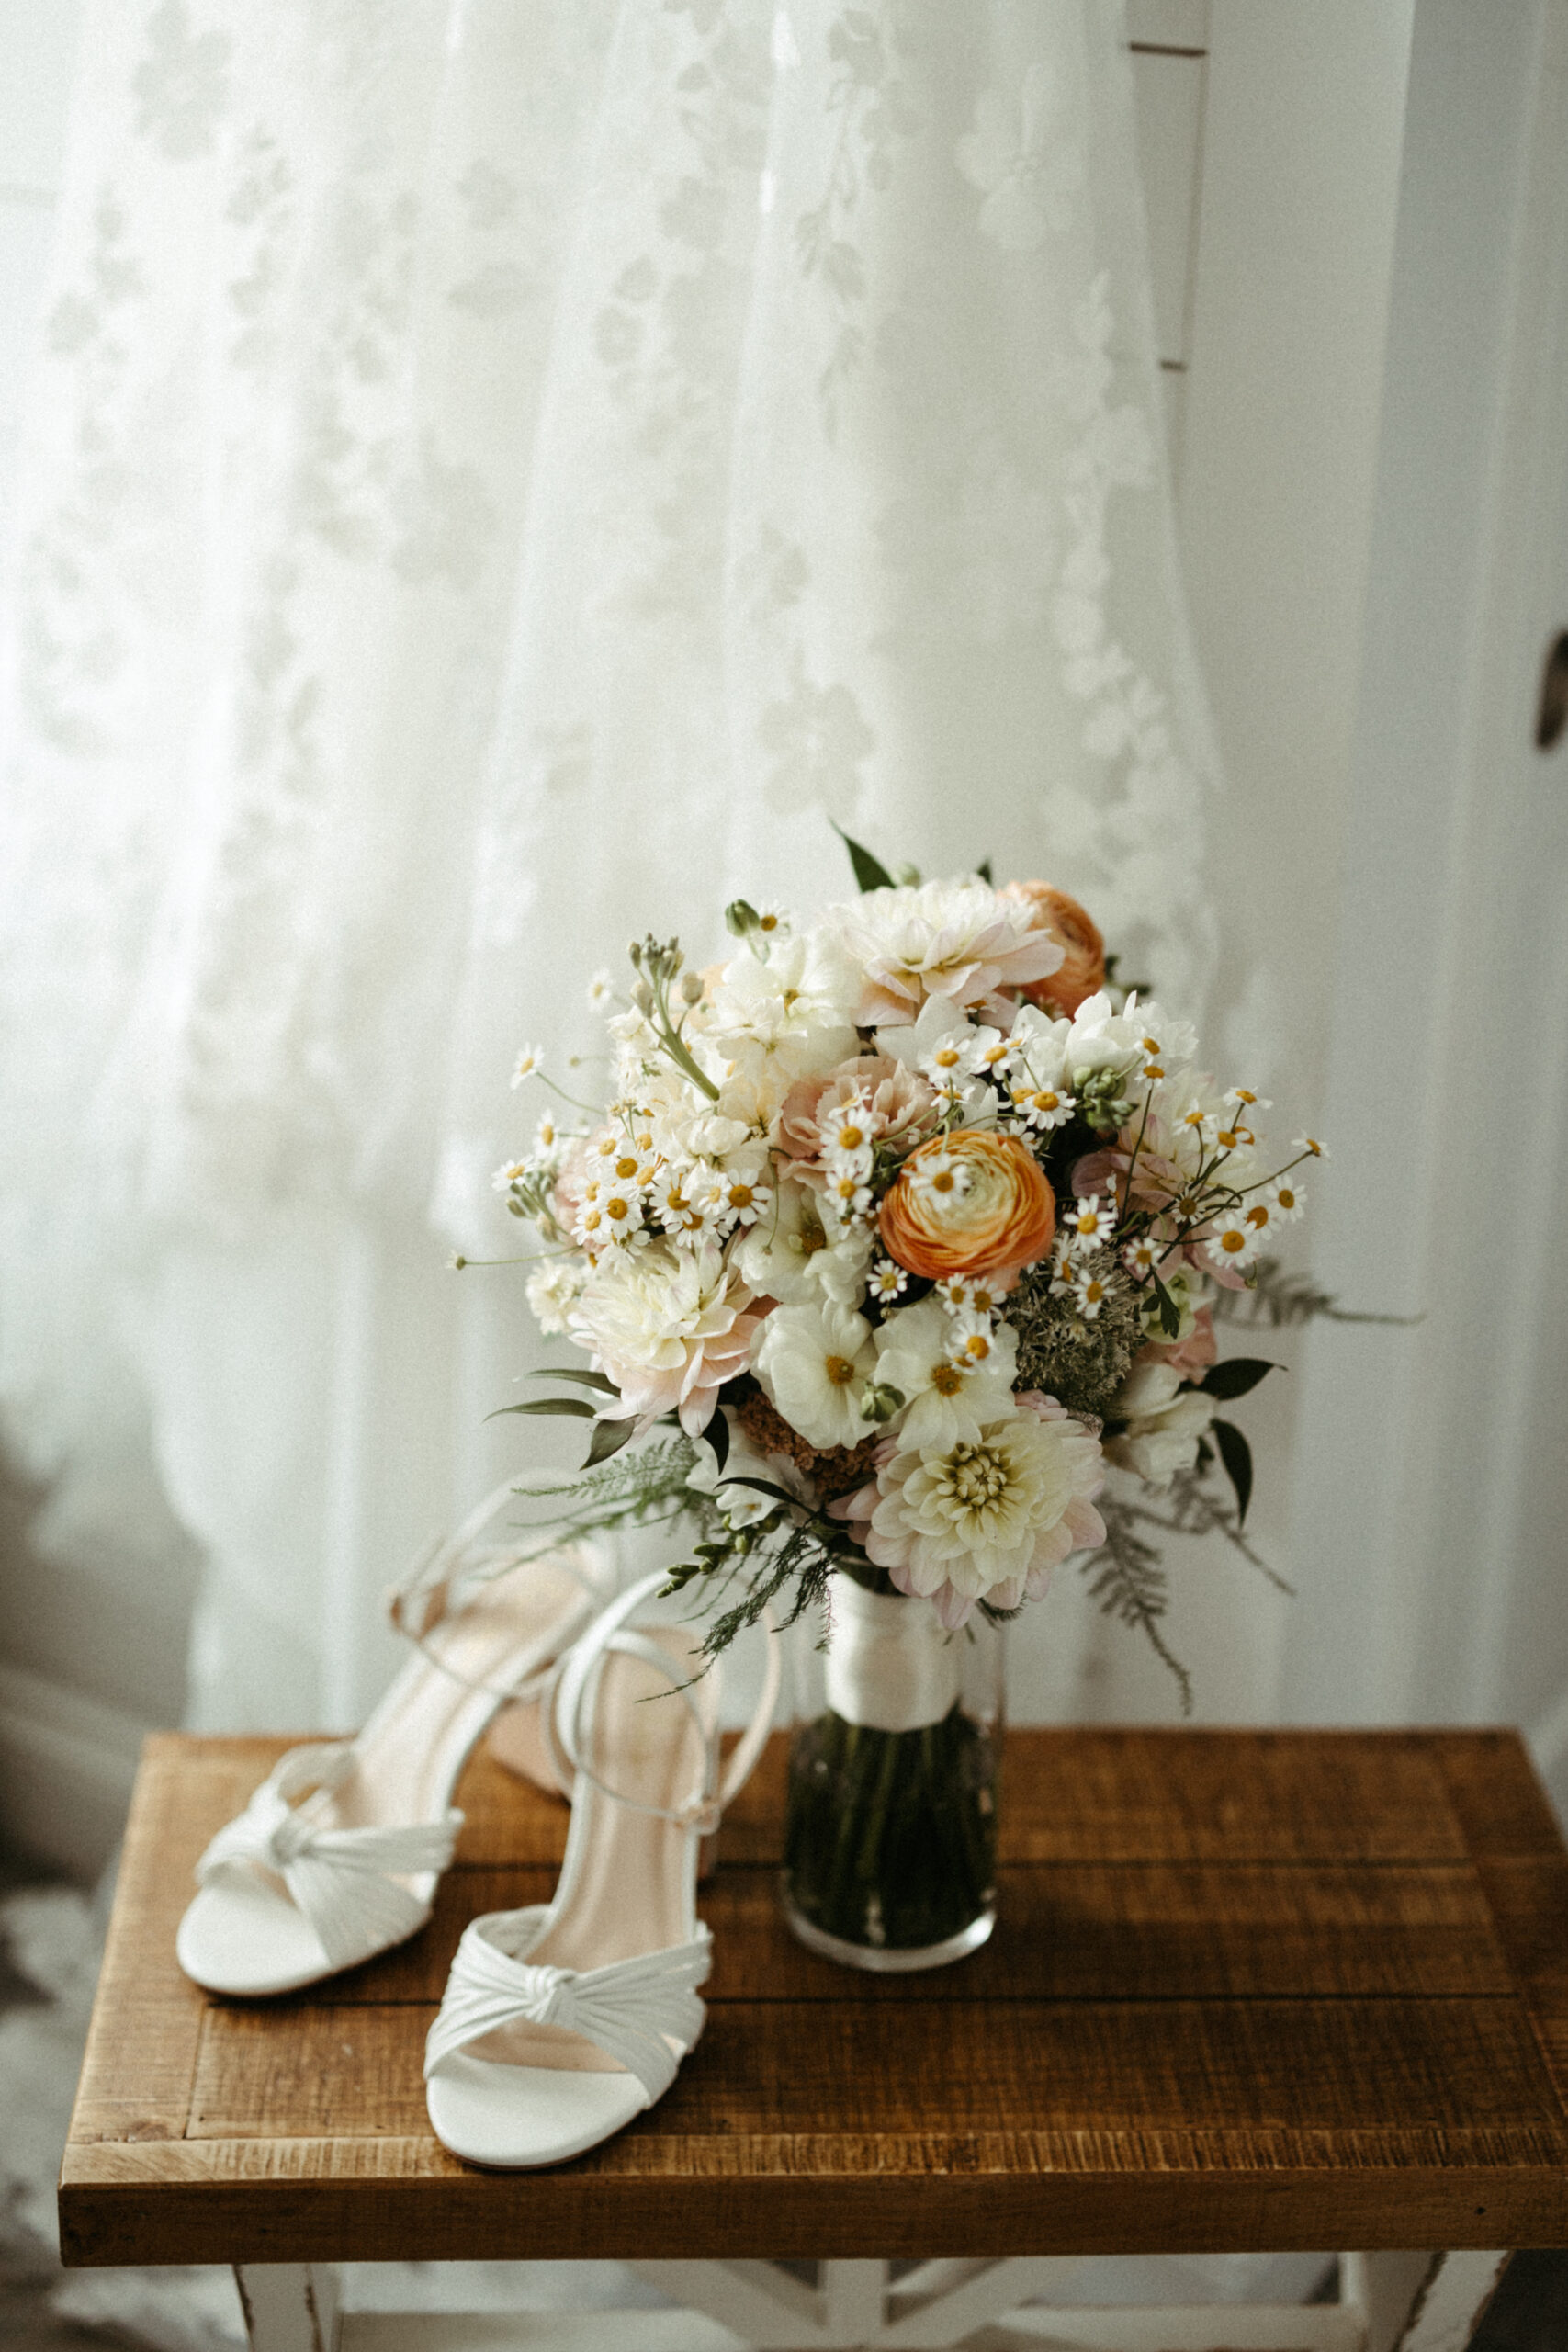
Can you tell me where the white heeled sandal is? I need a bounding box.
[423,1569,781,2169]
[176,1486,612,1997]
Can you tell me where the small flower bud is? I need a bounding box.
[679,970,704,1004]
[631,979,655,1015]
[860,1380,906,1424]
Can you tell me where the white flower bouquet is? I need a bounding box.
[490,836,1324,1963]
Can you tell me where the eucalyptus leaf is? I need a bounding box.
[706,1411,730,1475]
[582,1416,637,1468]
[1200,1357,1281,1402]
[525,1367,620,1395]
[1212,1418,1254,1525]
[487,1396,597,1420]
[831,821,895,894]
[1150,1270,1182,1339]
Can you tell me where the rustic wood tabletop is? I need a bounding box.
[58,1726,1568,2268]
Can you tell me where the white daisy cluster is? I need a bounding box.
[491,865,1320,1630]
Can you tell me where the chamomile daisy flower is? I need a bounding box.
[919,1036,976,1083]
[1225,1086,1271,1114]
[510,1045,545,1087]
[600,1188,647,1244]
[868,1258,909,1304]
[717,1172,771,1228]
[972,1031,1017,1079]
[1206,1209,1261,1270]
[945,1312,1005,1369]
[908,1149,970,1205]
[533,1114,563,1160]
[586,968,615,1010]
[655,1168,709,1241]
[1010,1081,1077,1132]
[822,1095,875,1171]
[1267,1175,1306,1223]
[1048,1233,1077,1296]
[1066,1194,1116,1255]
[491,1159,529,1193]
[933,1272,1011,1317]
[1122,1235,1162,1280]
[826,1166,874,1222]
[1292,1136,1330,1159]
[1073,1270,1110,1319]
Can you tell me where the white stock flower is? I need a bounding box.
[706,931,859,1095]
[733,1178,874,1306]
[1105,1360,1214,1487]
[753,1300,877,1452]
[872,1296,1017,1450]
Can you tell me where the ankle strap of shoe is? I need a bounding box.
[548,1569,782,1833]
[386,1480,612,1701]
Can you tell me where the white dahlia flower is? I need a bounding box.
[839,1396,1104,1628]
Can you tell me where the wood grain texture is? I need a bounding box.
[58,1727,1568,2268]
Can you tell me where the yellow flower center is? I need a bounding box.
[824,1354,855,1386]
[615,1156,638,1179]
[1278,1186,1296,1210]
[836,1123,865,1150]
[1245,1204,1269,1227]
[728,1183,755,1209]
[1220,1229,1247,1254]
[931,1363,964,1396]
[943,1442,1010,1507]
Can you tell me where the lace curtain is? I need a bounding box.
[0,0,1220,1730]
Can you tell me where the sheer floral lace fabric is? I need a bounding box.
[0,0,1220,1727]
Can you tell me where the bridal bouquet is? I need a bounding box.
[488,838,1324,1963]
[497,839,1318,1657]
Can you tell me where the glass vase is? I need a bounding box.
[781,1571,1002,1972]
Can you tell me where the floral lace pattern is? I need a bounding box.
[0,0,1223,1724]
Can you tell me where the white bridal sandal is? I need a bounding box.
[423,1569,781,2168]
[176,1486,612,1997]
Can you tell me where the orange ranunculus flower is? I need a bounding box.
[1002,881,1106,1017]
[880,1130,1056,1283]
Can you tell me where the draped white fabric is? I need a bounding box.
[0,0,1220,1730]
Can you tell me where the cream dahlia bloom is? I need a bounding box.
[753,1298,877,1453]
[834,1396,1105,1628]
[571,1241,762,1436]
[830,880,1063,1027]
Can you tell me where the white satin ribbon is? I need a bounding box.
[824,1583,962,1733]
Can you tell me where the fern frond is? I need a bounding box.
[1079,1502,1193,1714]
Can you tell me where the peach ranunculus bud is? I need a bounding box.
[1002,881,1106,1017]
[879,1130,1056,1284]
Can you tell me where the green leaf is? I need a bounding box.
[1150,1270,1182,1339]
[830,821,895,894]
[976,857,994,884]
[487,1396,596,1420]
[1200,1357,1281,1402]
[706,1410,730,1475]
[1212,1418,1254,1525]
[582,1415,637,1467]
[725,899,760,938]
[525,1367,620,1395]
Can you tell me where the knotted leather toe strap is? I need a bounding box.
[424,1906,713,2104]
[195,1741,462,1970]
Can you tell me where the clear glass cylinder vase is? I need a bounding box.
[781,1572,1003,1972]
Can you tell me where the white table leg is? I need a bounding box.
[1343,2251,1509,2352]
[236,2265,342,2352]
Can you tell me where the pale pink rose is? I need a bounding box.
[777,1055,939,1175]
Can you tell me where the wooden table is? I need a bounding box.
[59,1728,1568,2350]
